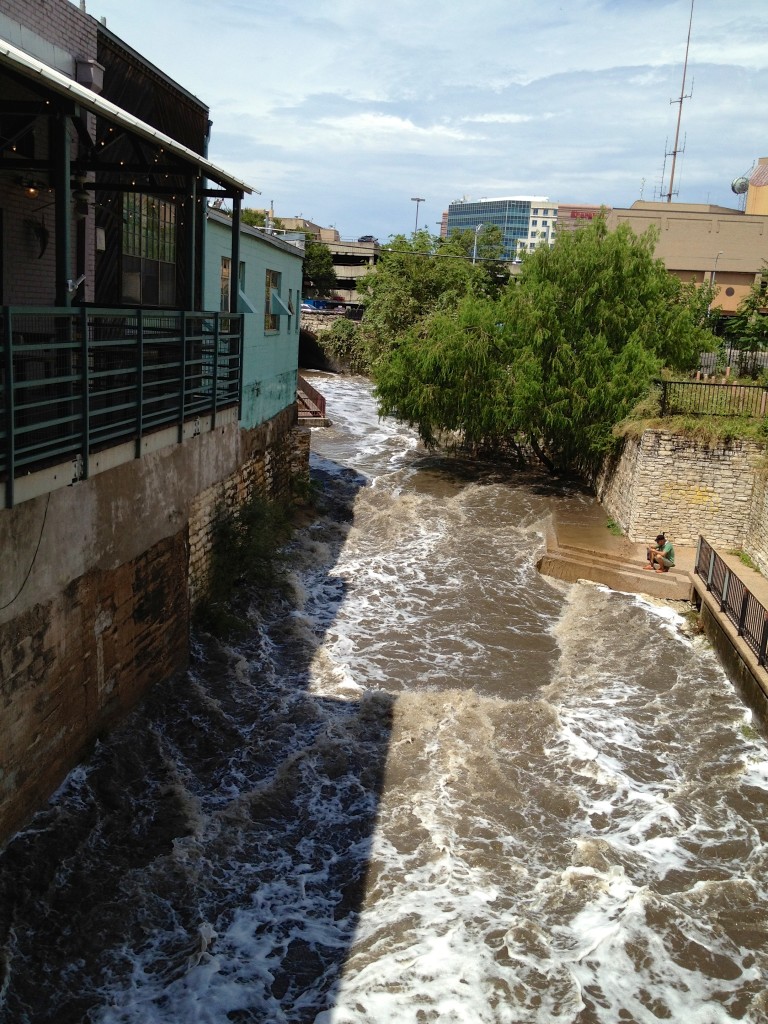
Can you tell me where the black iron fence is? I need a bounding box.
[695,536,768,668]
[657,379,768,418]
[699,348,768,376]
[1,307,243,508]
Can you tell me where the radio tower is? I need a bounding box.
[664,0,695,202]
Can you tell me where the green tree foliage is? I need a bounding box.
[357,229,508,368]
[721,267,768,377]
[239,208,284,230]
[440,224,504,262]
[374,294,516,451]
[241,208,266,228]
[374,217,712,473]
[319,318,369,375]
[303,238,338,297]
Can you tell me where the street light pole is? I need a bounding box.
[472,223,484,264]
[708,250,723,317]
[411,197,425,234]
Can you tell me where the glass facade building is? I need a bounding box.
[446,197,558,260]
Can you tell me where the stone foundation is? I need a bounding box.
[597,430,766,555]
[0,410,309,844]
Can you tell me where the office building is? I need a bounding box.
[446,196,558,260]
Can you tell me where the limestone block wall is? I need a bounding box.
[188,411,309,607]
[745,470,768,575]
[597,429,764,548]
[0,409,309,844]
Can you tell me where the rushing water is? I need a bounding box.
[1,374,767,1024]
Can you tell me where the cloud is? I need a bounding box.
[462,113,542,125]
[90,0,768,240]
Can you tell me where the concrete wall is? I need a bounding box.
[0,410,309,845]
[597,428,767,560]
[745,468,768,575]
[188,407,309,607]
[606,202,767,315]
[693,588,768,739]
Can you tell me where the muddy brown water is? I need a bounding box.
[0,374,766,1023]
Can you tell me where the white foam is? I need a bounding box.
[24,373,768,1024]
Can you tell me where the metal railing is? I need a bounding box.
[297,373,326,418]
[657,379,768,419]
[699,348,768,376]
[1,307,243,507]
[695,536,768,668]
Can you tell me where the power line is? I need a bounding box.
[378,247,513,265]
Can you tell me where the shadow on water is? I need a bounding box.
[0,458,393,1024]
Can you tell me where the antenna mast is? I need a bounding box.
[665,0,695,202]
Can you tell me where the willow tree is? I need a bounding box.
[357,229,508,369]
[374,216,712,472]
[374,294,515,450]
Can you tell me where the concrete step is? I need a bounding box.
[555,541,647,567]
[537,550,693,600]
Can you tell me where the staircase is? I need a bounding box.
[535,505,695,601]
[537,541,694,600]
[297,374,330,425]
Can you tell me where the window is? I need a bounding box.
[122,193,176,306]
[264,269,281,332]
[531,219,538,227]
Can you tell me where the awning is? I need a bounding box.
[270,292,293,316]
[0,38,257,195]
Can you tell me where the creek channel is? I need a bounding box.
[1,373,767,1023]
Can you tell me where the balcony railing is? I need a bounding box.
[695,536,768,668]
[1,307,243,508]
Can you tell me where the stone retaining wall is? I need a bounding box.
[597,429,765,552]
[188,411,309,607]
[745,469,768,576]
[0,410,309,845]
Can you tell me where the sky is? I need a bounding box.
[85,0,768,242]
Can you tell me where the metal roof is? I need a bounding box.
[0,37,256,195]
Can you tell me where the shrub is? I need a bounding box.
[194,494,293,637]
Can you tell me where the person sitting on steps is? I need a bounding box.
[645,533,675,573]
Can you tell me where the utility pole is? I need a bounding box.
[665,0,695,203]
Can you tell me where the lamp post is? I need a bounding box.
[472,223,484,264]
[411,197,425,234]
[708,250,723,317]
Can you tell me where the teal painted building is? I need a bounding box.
[205,210,304,429]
